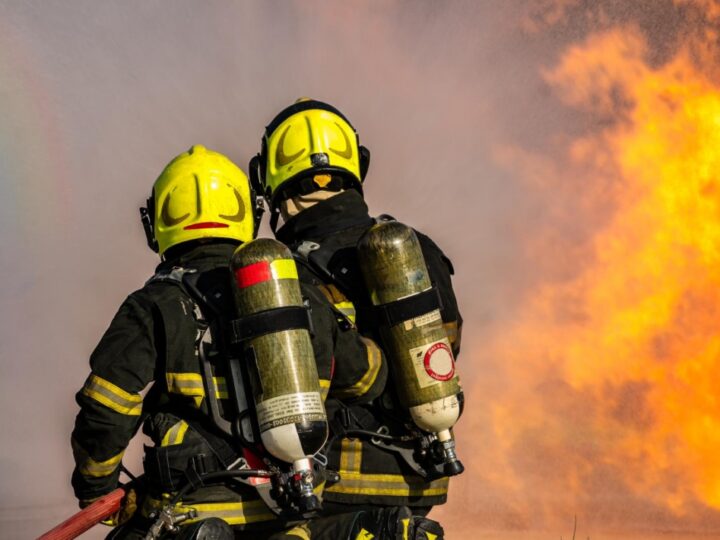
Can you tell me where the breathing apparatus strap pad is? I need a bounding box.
[373,286,443,328]
[229,305,313,345]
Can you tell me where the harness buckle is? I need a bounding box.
[314,452,328,468]
[339,407,353,429]
[297,241,320,260]
[371,425,390,446]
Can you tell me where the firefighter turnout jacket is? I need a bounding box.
[275,190,463,508]
[71,241,387,533]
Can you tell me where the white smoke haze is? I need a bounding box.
[1,1,719,538]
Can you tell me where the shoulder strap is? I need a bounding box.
[291,230,364,296]
[375,213,395,223]
[149,265,257,446]
[290,214,394,289]
[146,266,198,289]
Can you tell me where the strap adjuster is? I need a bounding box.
[373,286,443,327]
[185,454,220,490]
[228,303,313,345]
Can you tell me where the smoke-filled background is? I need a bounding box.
[2,1,720,538]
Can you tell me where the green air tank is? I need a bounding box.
[358,221,463,475]
[230,238,327,501]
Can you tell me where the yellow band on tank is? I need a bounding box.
[270,258,298,280]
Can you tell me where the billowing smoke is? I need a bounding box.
[436,0,720,537]
[1,1,719,538]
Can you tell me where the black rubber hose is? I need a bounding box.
[170,469,273,506]
[343,429,415,443]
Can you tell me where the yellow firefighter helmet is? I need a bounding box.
[249,99,371,211]
[141,145,260,255]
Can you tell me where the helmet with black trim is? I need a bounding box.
[249,99,371,215]
[140,145,263,256]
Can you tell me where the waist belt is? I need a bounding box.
[144,445,228,494]
[145,411,244,492]
[141,494,276,526]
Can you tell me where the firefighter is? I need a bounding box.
[249,99,462,539]
[70,145,388,539]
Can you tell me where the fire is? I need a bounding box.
[484,8,720,528]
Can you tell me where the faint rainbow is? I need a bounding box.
[0,18,71,242]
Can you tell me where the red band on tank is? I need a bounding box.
[235,261,272,288]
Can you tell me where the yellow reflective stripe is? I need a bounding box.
[160,420,190,446]
[82,375,142,416]
[270,258,298,280]
[214,377,228,399]
[332,337,382,399]
[166,372,203,395]
[319,378,331,401]
[166,373,227,398]
[326,471,449,497]
[339,438,362,474]
[184,501,275,525]
[286,524,311,540]
[334,301,357,324]
[401,518,411,540]
[79,450,125,478]
[166,373,201,394]
[142,496,275,525]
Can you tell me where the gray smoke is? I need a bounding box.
[0,1,712,538]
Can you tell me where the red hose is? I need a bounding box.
[37,488,125,540]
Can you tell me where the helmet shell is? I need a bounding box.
[261,100,363,206]
[152,145,254,255]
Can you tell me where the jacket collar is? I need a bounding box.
[156,241,239,273]
[275,190,374,244]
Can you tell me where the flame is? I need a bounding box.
[478,5,720,530]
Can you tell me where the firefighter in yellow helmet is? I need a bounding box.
[141,144,260,256]
[250,100,463,539]
[249,98,370,233]
[70,145,389,539]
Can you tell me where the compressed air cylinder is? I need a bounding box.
[230,239,328,465]
[357,221,462,434]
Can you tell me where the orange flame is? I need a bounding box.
[470,6,720,532]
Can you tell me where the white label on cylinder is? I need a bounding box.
[256,392,325,431]
[403,308,442,331]
[408,338,456,388]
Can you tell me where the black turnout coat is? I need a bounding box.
[71,241,387,531]
[275,190,463,508]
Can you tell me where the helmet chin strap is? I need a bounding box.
[139,203,159,253]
